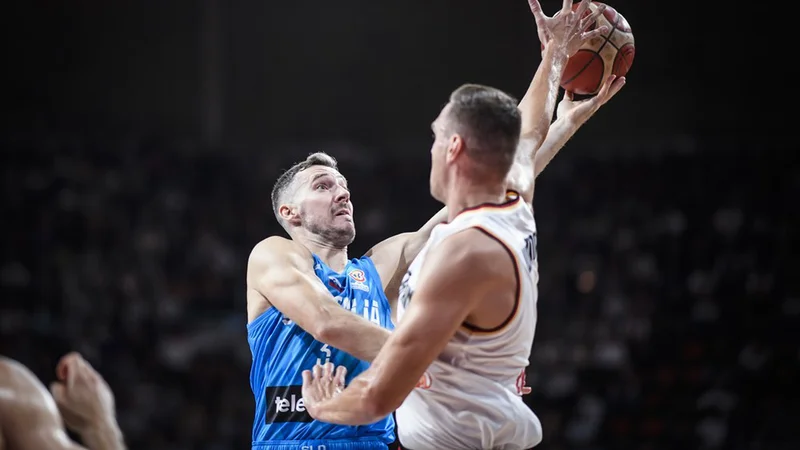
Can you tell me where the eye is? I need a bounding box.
[315,183,329,191]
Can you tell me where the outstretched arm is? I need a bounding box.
[301,229,513,424]
[513,0,608,203]
[517,41,568,153]
[518,0,608,149]
[368,2,612,296]
[248,236,391,362]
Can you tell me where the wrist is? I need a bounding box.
[543,42,569,64]
[79,418,125,449]
[565,106,600,127]
[553,46,570,62]
[557,117,584,135]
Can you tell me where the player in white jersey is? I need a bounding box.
[393,190,541,449]
[300,1,625,448]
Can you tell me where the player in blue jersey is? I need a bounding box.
[245,151,447,450]
[245,2,625,449]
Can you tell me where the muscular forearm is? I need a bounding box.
[518,44,568,149]
[534,116,580,178]
[78,420,126,450]
[317,312,391,363]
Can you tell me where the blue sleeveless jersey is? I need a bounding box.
[247,255,396,449]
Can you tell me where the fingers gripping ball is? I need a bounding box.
[558,2,635,95]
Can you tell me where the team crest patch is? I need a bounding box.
[348,269,370,292]
[349,269,366,283]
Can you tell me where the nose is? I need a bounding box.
[335,187,350,204]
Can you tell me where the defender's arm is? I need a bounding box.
[304,229,512,424]
[248,236,391,362]
[513,0,611,204]
[518,43,568,155]
[0,358,120,450]
[513,43,569,204]
[532,115,579,178]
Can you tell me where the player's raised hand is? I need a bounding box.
[556,74,626,123]
[528,0,555,45]
[49,352,117,434]
[301,362,347,415]
[528,0,608,56]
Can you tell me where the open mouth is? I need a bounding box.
[335,210,351,217]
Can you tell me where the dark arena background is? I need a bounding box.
[1,1,795,449]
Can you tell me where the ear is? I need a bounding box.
[445,133,466,165]
[279,204,301,226]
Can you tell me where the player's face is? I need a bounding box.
[292,166,355,247]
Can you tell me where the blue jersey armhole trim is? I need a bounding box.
[246,306,279,332]
[357,256,394,316]
[357,255,383,286]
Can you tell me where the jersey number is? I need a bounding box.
[316,344,331,365]
[523,233,537,272]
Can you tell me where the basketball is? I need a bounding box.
[560,2,635,95]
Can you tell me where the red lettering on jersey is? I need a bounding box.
[415,372,432,390]
[515,369,528,396]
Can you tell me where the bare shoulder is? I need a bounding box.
[0,356,58,421]
[248,235,305,261]
[0,358,84,450]
[246,236,315,322]
[0,357,45,394]
[451,228,514,266]
[248,236,312,273]
[364,233,411,258]
[363,232,413,295]
[423,228,514,285]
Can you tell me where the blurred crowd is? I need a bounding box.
[1,133,796,450]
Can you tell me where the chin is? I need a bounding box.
[343,228,356,244]
[430,187,444,203]
[331,225,356,247]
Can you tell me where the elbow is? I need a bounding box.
[367,399,396,421]
[309,314,344,344]
[520,129,546,148]
[361,384,397,422]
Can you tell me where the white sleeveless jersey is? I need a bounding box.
[395,192,542,450]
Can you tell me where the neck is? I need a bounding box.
[295,233,349,272]
[444,178,508,222]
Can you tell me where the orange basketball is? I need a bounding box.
[560,2,635,95]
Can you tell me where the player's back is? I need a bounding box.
[248,254,396,450]
[396,192,542,450]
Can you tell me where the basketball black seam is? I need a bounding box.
[562,49,600,85]
[563,12,622,88]
[596,13,621,54]
[585,13,622,92]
